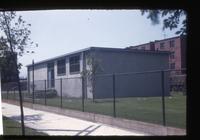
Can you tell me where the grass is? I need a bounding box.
[2,116,47,135]
[2,91,186,129]
[117,93,186,128]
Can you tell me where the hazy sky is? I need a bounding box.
[16,10,183,77]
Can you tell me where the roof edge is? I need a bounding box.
[26,47,91,67]
[26,46,170,67]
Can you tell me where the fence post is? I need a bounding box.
[82,76,85,112]
[44,80,47,105]
[60,78,63,108]
[161,70,166,126]
[7,90,8,99]
[113,74,116,118]
[14,89,15,100]
[22,91,24,101]
[32,60,35,104]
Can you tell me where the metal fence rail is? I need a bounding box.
[1,69,186,129]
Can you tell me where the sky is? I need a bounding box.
[16,10,183,77]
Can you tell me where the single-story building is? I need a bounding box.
[27,47,170,99]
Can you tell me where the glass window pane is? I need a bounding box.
[57,59,66,75]
[69,55,80,73]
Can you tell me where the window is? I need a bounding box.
[47,62,54,68]
[141,46,145,50]
[170,52,175,59]
[57,59,66,75]
[160,42,165,49]
[47,62,55,88]
[69,55,80,73]
[170,40,175,48]
[170,63,175,69]
[150,43,155,51]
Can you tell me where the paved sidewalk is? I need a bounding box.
[2,103,147,136]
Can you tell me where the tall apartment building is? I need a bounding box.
[127,35,186,75]
[126,35,186,91]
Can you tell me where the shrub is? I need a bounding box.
[34,89,57,98]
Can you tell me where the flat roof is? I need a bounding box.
[128,42,151,48]
[127,35,186,49]
[26,47,91,67]
[27,47,169,67]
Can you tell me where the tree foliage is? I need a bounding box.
[0,11,37,63]
[0,51,18,82]
[141,10,186,35]
[81,49,103,100]
[0,11,37,135]
[0,11,37,80]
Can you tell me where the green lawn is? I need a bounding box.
[2,91,186,129]
[2,116,47,135]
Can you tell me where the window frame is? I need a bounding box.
[141,46,145,50]
[160,42,165,49]
[170,52,175,59]
[170,63,175,69]
[57,58,66,76]
[170,40,175,48]
[69,55,80,74]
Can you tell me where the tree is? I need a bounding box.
[0,11,37,135]
[0,51,18,83]
[81,49,103,102]
[141,10,186,35]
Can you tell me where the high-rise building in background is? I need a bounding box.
[127,35,186,74]
[126,35,186,91]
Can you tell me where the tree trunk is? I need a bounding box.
[92,76,95,103]
[3,12,25,135]
[9,49,25,136]
[15,63,25,135]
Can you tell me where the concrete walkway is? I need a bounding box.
[2,103,147,136]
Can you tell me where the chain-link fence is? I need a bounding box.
[170,69,186,94]
[1,69,186,129]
